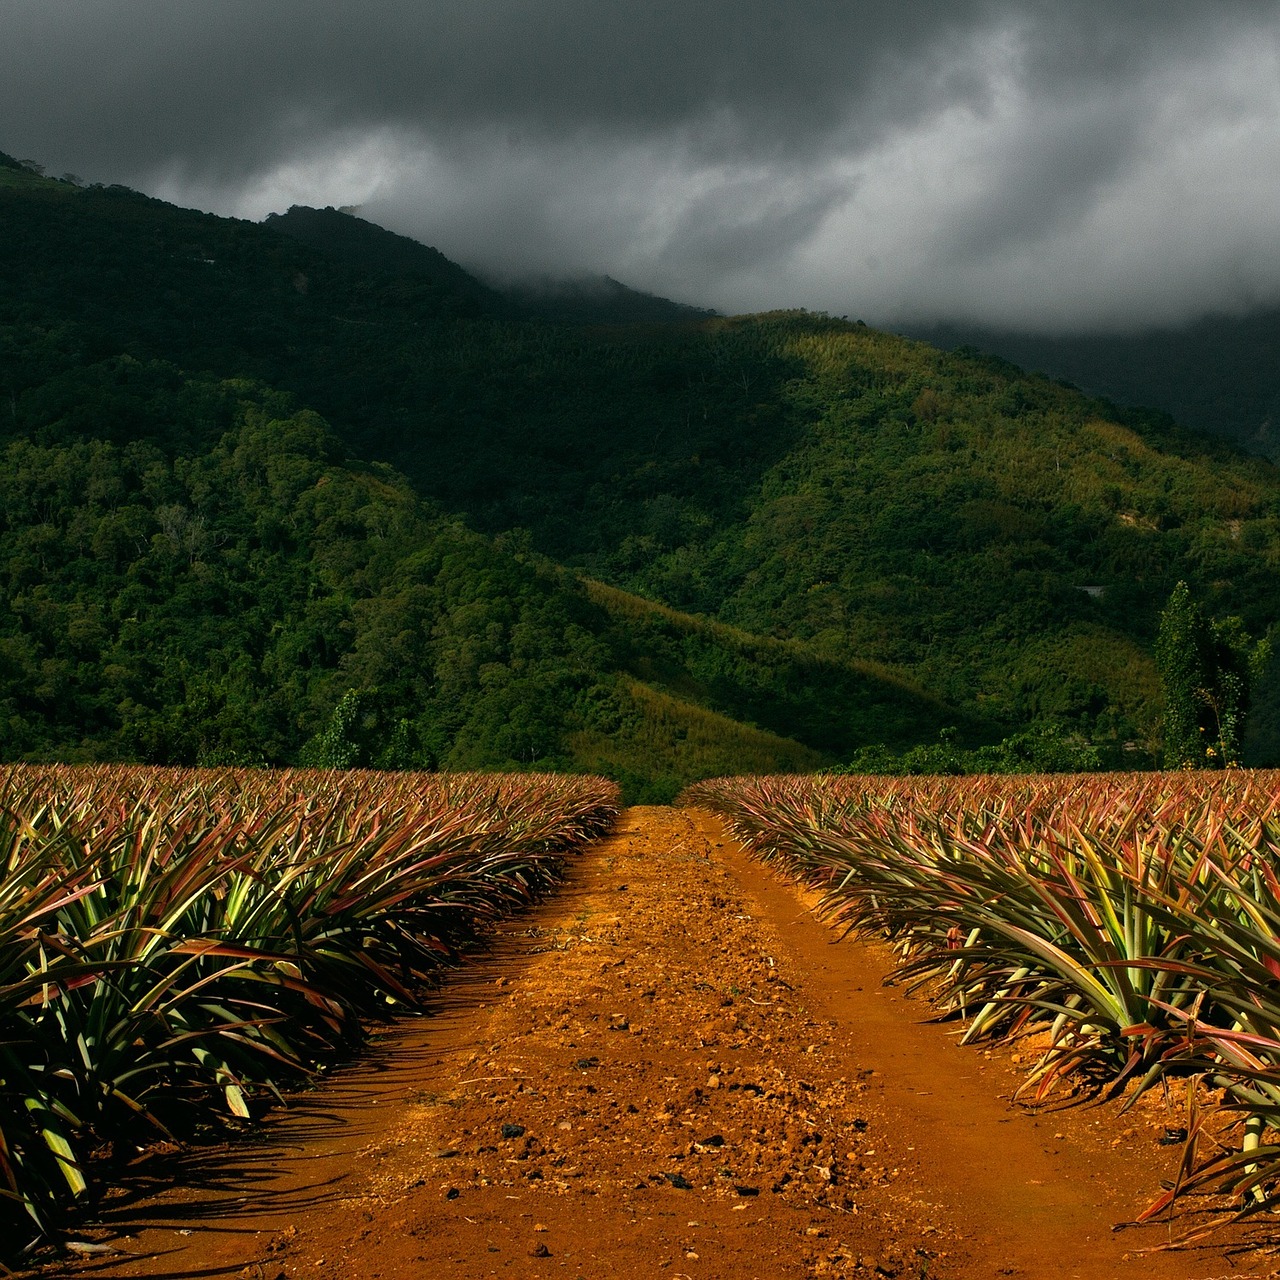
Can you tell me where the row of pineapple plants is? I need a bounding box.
[685,770,1280,1233]
[0,764,618,1237]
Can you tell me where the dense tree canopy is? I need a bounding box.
[5,156,1280,780]
[1155,582,1266,768]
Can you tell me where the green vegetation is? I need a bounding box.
[0,367,585,769]
[912,314,1280,463]
[689,771,1280,1229]
[570,679,823,804]
[584,580,957,757]
[5,146,1280,781]
[1155,581,1267,768]
[833,724,1104,776]
[0,354,853,792]
[0,765,617,1232]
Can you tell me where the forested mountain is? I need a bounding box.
[265,204,500,312]
[0,354,842,799]
[497,273,718,326]
[5,147,1280,787]
[908,313,1280,462]
[265,203,712,326]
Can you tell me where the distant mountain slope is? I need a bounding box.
[265,204,500,310]
[907,313,1280,461]
[589,316,1280,754]
[585,579,958,756]
[5,147,1280,765]
[500,273,717,325]
[0,352,847,797]
[267,204,709,326]
[0,173,809,566]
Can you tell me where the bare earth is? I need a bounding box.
[52,807,1280,1279]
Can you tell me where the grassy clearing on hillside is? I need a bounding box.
[572,679,823,803]
[586,578,960,759]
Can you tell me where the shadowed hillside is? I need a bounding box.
[908,314,1280,462]
[5,150,1280,772]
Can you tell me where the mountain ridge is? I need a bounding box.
[906,313,1280,462]
[4,145,1280,777]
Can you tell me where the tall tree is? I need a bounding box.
[1155,582,1266,768]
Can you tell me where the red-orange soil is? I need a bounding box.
[45,808,1280,1279]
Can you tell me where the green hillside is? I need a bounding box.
[594,319,1280,750]
[584,579,958,756]
[4,149,1280,776]
[0,354,835,798]
[909,314,1280,462]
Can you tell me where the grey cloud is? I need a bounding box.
[940,92,1145,262]
[657,176,852,276]
[5,1,998,170]
[2,1,1279,329]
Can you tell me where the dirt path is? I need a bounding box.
[52,807,1278,1279]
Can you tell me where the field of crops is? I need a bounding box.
[686,770,1280,1234]
[0,764,618,1237]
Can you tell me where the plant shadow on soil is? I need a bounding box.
[36,869,602,1278]
[38,814,1280,1279]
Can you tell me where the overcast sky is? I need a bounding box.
[4,1,1279,331]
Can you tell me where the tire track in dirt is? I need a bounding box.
[53,808,1275,1279]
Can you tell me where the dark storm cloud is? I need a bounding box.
[3,1,1279,329]
[3,1,994,169]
